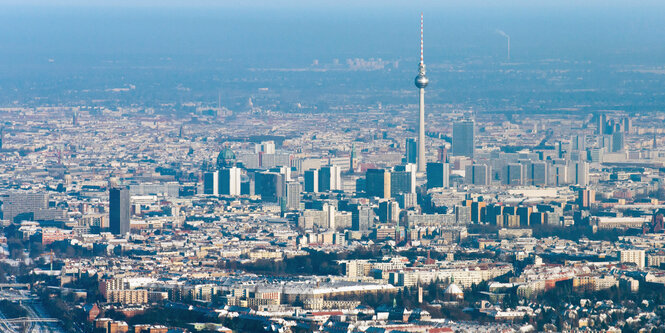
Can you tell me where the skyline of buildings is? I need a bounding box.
[0,10,664,333]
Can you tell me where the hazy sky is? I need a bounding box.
[0,0,663,67]
[0,0,662,108]
[0,0,662,68]
[2,0,665,8]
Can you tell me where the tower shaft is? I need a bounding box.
[418,88,426,172]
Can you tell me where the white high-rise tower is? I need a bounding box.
[414,13,429,173]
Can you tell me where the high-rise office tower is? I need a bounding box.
[397,192,417,209]
[599,135,612,151]
[304,169,319,193]
[516,206,532,227]
[405,138,418,164]
[486,204,504,225]
[550,160,568,186]
[588,148,604,163]
[555,141,564,159]
[577,189,595,208]
[530,161,548,186]
[352,204,375,232]
[521,159,533,185]
[378,200,400,223]
[612,131,625,152]
[110,187,130,235]
[505,163,524,186]
[219,167,241,196]
[598,113,607,135]
[240,177,254,196]
[282,181,301,211]
[570,161,589,186]
[453,205,470,224]
[255,141,276,154]
[254,171,284,202]
[426,162,450,189]
[319,166,332,192]
[320,203,337,230]
[393,164,417,194]
[570,135,586,151]
[623,117,632,134]
[318,165,341,192]
[332,165,342,190]
[270,166,291,182]
[366,169,391,199]
[390,171,410,197]
[390,165,416,197]
[465,164,490,185]
[203,171,219,195]
[453,121,475,158]
[568,150,586,162]
[469,201,486,224]
[414,13,429,172]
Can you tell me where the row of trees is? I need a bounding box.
[0,300,27,318]
[224,246,385,276]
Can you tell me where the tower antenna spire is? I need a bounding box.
[420,12,424,65]
[415,13,429,173]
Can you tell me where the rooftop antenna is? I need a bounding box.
[420,12,424,65]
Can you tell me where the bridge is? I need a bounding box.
[0,283,30,289]
[3,317,60,323]
[0,295,31,301]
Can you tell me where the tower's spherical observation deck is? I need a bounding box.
[415,73,429,89]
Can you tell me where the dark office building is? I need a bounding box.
[218,167,241,195]
[352,204,375,232]
[612,131,624,152]
[203,171,218,195]
[486,204,504,225]
[365,169,391,199]
[304,169,319,193]
[598,113,607,135]
[318,167,332,192]
[470,201,487,224]
[405,138,418,164]
[254,172,284,202]
[516,206,532,227]
[378,200,399,223]
[390,171,412,197]
[110,187,130,235]
[504,163,524,186]
[241,179,254,196]
[426,162,450,189]
[530,212,545,226]
[453,120,475,158]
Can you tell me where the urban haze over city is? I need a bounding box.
[1,1,665,332]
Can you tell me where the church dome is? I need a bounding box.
[216,147,236,169]
[444,283,463,296]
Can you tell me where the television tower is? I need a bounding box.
[414,13,429,173]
